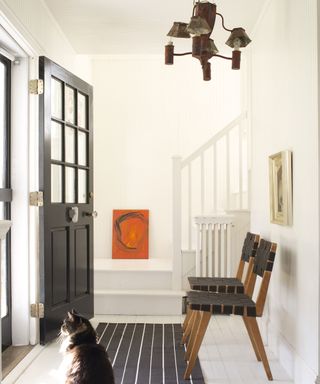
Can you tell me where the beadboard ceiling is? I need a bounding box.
[43,0,264,54]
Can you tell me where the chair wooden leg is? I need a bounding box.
[246,317,273,381]
[184,311,211,380]
[185,311,201,360]
[182,310,195,345]
[242,316,261,361]
[183,305,192,331]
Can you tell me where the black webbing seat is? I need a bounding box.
[188,232,260,294]
[187,290,257,316]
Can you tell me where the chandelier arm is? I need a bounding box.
[192,4,197,17]
[212,54,232,61]
[174,52,193,56]
[216,13,233,32]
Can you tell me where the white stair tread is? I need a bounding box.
[95,289,186,297]
[95,258,172,272]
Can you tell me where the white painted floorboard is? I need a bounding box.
[4,315,293,384]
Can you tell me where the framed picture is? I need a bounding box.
[112,209,149,259]
[269,150,292,225]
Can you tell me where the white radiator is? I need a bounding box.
[194,215,234,277]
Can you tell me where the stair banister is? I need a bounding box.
[172,112,249,290]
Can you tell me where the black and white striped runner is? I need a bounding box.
[96,323,205,384]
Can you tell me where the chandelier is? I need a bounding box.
[164,1,252,81]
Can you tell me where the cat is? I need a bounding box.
[59,310,115,384]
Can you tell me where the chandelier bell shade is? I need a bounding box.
[164,1,252,81]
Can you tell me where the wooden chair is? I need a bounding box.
[183,232,260,336]
[183,239,277,381]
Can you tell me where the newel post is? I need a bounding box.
[172,156,182,290]
[0,220,12,380]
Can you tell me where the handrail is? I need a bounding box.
[181,113,247,168]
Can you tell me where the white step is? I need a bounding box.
[94,289,185,316]
[94,258,173,290]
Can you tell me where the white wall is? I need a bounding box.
[0,0,92,82]
[250,0,319,382]
[92,55,242,259]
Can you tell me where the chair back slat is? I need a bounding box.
[253,239,276,277]
[255,242,277,316]
[240,232,260,262]
[236,232,260,282]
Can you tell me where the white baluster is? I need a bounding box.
[202,223,207,277]
[214,223,219,277]
[188,163,192,251]
[195,222,201,276]
[208,223,213,277]
[220,224,225,276]
[227,223,232,277]
[226,132,230,210]
[201,153,204,215]
[239,124,243,209]
[172,156,182,290]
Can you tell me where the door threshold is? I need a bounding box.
[2,345,44,383]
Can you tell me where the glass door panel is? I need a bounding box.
[51,164,63,203]
[78,169,87,203]
[51,78,63,120]
[0,54,11,349]
[65,167,76,203]
[0,62,5,188]
[78,131,87,166]
[51,121,63,161]
[65,86,76,125]
[77,93,87,129]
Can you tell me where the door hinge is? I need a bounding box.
[29,79,43,95]
[29,191,44,207]
[30,303,44,318]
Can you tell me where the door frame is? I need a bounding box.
[0,3,41,351]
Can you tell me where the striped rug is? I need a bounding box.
[96,323,205,384]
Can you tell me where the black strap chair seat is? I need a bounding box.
[187,232,260,294]
[187,290,257,316]
[188,276,245,293]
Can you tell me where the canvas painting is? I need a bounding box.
[112,210,149,259]
[269,150,292,225]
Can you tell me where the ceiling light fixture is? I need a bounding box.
[164,1,252,81]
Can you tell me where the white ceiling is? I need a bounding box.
[43,0,264,55]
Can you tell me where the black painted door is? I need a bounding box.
[39,57,94,344]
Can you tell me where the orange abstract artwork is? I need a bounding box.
[112,210,149,259]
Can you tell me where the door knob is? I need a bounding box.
[85,211,98,218]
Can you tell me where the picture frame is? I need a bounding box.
[269,150,292,225]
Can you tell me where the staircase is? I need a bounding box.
[94,258,184,315]
[94,113,250,315]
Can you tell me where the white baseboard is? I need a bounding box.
[260,318,317,384]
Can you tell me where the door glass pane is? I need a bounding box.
[51,164,63,203]
[0,202,7,318]
[65,86,76,125]
[51,78,63,119]
[78,169,87,203]
[78,131,87,166]
[1,238,7,318]
[51,121,62,161]
[65,127,75,164]
[0,62,6,188]
[78,93,87,129]
[65,167,75,203]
